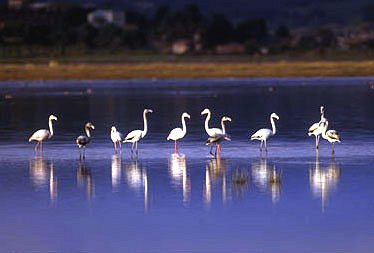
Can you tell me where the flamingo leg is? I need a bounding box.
[174,141,177,153]
[264,139,267,152]
[35,142,39,154]
[40,141,43,153]
[332,143,335,155]
[217,144,221,159]
[209,145,215,156]
[315,135,319,149]
[114,142,117,151]
[119,141,122,151]
[135,142,139,155]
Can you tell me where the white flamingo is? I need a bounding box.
[321,121,341,154]
[251,113,280,151]
[29,114,58,154]
[123,109,153,155]
[111,126,123,152]
[201,108,224,137]
[206,116,232,157]
[167,112,191,153]
[308,106,327,149]
[76,122,95,159]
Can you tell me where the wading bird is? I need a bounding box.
[206,116,232,157]
[251,113,280,151]
[111,126,123,152]
[308,106,327,149]
[167,112,191,153]
[29,114,58,154]
[123,109,153,156]
[321,121,341,154]
[201,108,224,137]
[76,122,95,159]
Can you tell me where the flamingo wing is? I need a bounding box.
[76,135,90,147]
[29,129,50,142]
[251,128,272,141]
[124,130,142,143]
[327,130,341,142]
[167,128,183,141]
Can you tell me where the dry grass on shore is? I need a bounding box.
[0,60,373,80]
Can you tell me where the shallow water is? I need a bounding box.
[0,77,374,252]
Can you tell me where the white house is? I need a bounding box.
[87,10,125,28]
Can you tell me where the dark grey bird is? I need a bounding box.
[205,116,231,158]
[76,122,95,159]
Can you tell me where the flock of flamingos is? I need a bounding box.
[28,106,341,158]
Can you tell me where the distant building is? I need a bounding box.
[215,43,246,54]
[172,40,190,55]
[87,10,125,28]
[8,0,27,9]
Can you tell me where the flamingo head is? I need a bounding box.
[144,109,153,114]
[49,115,58,121]
[182,112,191,119]
[201,108,210,115]
[222,116,232,122]
[111,126,117,133]
[271,113,280,120]
[320,105,324,115]
[85,122,95,130]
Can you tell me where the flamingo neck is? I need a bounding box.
[181,115,187,136]
[204,111,211,135]
[142,111,148,137]
[221,119,226,135]
[321,122,328,139]
[270,116,276,135]
[85,127,91,138]
[48,119,54,138]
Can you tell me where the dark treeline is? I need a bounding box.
[0,3,373,57]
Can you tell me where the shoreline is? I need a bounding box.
[0,61,373,81]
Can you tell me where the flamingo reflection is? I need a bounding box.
[29,157,57,203]
[77,160,95,199]
[111,154,122,191]
[204,158,231,205]
[251,156,282,203]
[309,153,340,211]
[124,159,148,211]
[169,153,190,204]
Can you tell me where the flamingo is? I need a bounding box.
[321,121,341,154]
[76,122,95,159]
[167,112,191,153]
[251,113,280,151]
[29,114,58,154]
[206,116,232,157]
[111,126,123,152]
[201,108,224,137]
[308,106,327,149]
[123,109,153,156]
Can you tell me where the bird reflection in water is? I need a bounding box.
[309,152,340,212]
[169,153,190,204]
[124,159,148,212]
[251,156,282,203]
[204,158,231,206]
[29,157,57,204]
[77,160,95,199]
[111,154,122,192]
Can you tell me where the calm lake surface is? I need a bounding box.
[0,77,374,252]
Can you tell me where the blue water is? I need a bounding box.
[0,77,374,252]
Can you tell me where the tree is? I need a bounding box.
[204,14,234,48]
[235,18,268,43]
